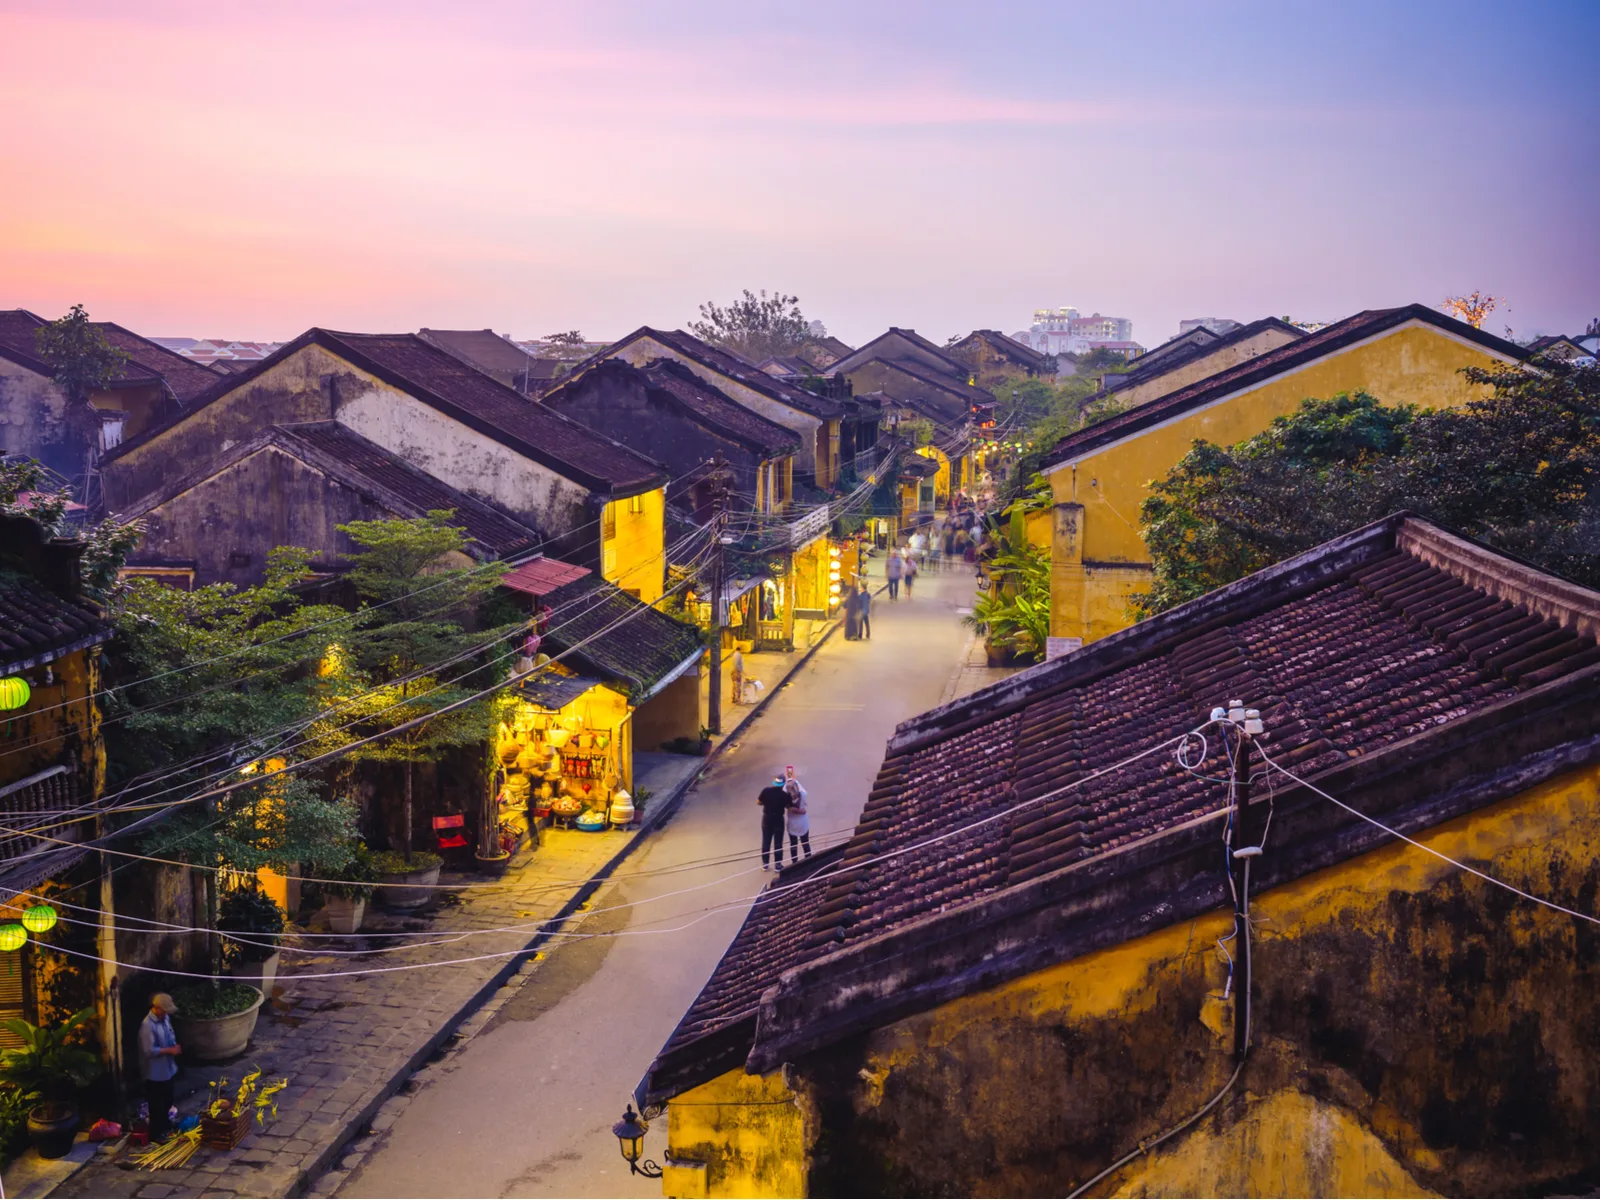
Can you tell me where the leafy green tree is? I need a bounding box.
[689,289,810,361]
[33,304,127,405]
[319,513,514,862]
[1134,363,1600,617]
[543,330,586,346]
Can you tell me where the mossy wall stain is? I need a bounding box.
[783,762,1600,1198]
[666,1068,809,1198]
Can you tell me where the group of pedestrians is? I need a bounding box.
[843,582,873,640]
[757,766,812,870]
[885,548,919,600]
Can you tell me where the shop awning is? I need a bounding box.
[721,576,765,605]
[515,671,607,711]
[502,556,592,597]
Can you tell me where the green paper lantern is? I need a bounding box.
[21,905,56,934]
[0,925,27,952]
[0,678,29,711]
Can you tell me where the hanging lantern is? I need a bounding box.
[21,905,57,934]
[0,925,27,952]
[0,678,29,711]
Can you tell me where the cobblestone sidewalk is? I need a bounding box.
[51,756,706,1200]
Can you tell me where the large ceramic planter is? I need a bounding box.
[474,852,511,878]
[376,863,440,911]
[27,1102,78,1159]
[226,950,280,997]
[174,985,264,1062]
[324,894,366,933]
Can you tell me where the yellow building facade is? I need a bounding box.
[602,486,666,603]
[1045,311,1524,644]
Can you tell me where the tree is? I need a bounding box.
[113,547,362,977]
[1442,291,1502,330]
[33,305,127,405]
[543,330,586,346]
[689,289,810,361]
[319,513,514,862]
[1134,363,1600,617]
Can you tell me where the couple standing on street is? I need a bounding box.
[757,765,812,870]
[885,547,918,600]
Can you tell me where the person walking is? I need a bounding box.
[139,992,182,1141]
[858,583,872,640]
[758,776,792,870]
[784,777,812,861]
[730,645,745,705]
[842,585,861,640]
[902,550,919,599]
[886,549,903,600]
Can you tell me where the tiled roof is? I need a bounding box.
[642,514,1600,1099]
[540,575,703,699]
[274,423,539,556]
[952,329,1051,370]
[0,311,222,401]
[1101,316,1303,397]
[501,556,592,596]
[96,323,224,402]
[0,574,111,674]
[103,330,668,496]
[637,361,802,457]
[599,328,845,420]
[515,671,608,712]
[829,327,972,380]
[1046,305,1528,465]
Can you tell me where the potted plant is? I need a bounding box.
[698,726,714,756]
[318,844,376,933]
[170,982,264,1062]
[370,849,442,911]
[0,1009,101,1158]
[220,885,286,997]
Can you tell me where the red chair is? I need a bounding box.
[433,814,469,851]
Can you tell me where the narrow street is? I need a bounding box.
[334,564,982,1198]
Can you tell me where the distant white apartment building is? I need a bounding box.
[1024,307,1142,358]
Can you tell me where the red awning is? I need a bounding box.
[501,556,591,596]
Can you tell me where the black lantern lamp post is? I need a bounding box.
[613,1106,664,1178]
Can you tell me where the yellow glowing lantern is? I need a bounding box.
[0,925,27,952]
[829,546,841,558]
[21,905,57,934]
[829,581,841,594]
[0,678,29,710]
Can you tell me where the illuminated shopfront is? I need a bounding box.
[494,672,633,840]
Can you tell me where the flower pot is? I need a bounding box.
[474,852,512,877]
[174,986,265,1062]
[376,863,441,911]
[698,739,713,756]
[27,1101,78,1159]
[226,949,280,997]
[324,895,366,933]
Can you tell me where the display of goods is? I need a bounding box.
[547,728,572,748]
[503,775,531,802]
[577,731,594,750]
[515,744,544,771]
[498,742,520,765]
[536,782,554,800]
[595,733,611,750]
[575,811,606,832]
[551,796,583,816]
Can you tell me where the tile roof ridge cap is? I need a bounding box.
[1396,516,1600,640]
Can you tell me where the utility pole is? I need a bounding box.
[707,454,733,736]
[1225,700,1265,1060]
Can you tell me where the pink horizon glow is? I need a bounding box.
[3,1,1595,347]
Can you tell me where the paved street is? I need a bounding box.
[334,563,981,1199]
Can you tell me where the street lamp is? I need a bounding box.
[612,1106,663,1178]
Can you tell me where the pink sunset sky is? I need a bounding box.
[2,0,1595,347]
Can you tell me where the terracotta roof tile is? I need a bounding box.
[0,575,110,674]
[647,515,1600,1087]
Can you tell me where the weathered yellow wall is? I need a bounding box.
[604,487,666,602]
[1047,323,1517,641]
[1110,325,1303,411]
[1,647,102,796]
[914,445,950,500]
[666,1068,808,1199]
[788,760,1600,1198]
